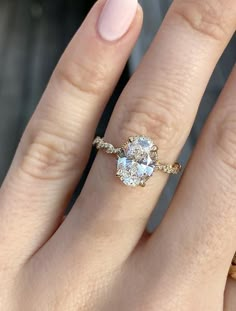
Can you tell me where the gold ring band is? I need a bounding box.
[93,135,181,187]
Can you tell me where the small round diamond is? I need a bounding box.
[117,136,157,187]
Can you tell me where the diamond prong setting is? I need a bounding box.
[116,170,122,177]
[140,181,146,187]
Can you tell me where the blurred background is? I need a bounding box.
[0,0,235,228]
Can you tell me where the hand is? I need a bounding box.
[0,0,236,310]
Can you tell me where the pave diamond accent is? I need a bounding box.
[117,136,157,187]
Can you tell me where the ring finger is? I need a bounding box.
[49,0,236,267]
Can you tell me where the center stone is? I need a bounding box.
[117,136,157,187]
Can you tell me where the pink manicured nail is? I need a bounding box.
[98,0,138,41]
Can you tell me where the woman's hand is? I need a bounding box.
[0,0,236,310]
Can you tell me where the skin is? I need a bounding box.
[0,0,236,310]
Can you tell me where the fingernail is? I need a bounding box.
[98,0,138,41]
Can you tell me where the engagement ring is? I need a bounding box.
[93,135,181,187]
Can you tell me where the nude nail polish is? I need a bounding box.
[98,0,138,41]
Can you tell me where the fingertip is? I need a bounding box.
[97,0,142,42]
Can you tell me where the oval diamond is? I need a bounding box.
[117,136,157,187]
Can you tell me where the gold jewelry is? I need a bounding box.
[93,136,181,187]
[229,253,236,280]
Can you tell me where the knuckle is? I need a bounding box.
[213,110,236,171]
[120,94,184,150]
[53,57,107,97]
[20,127,81,180]
[173,0,229,41]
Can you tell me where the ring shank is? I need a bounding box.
[156,161,181,175]
[93,137,121,155]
